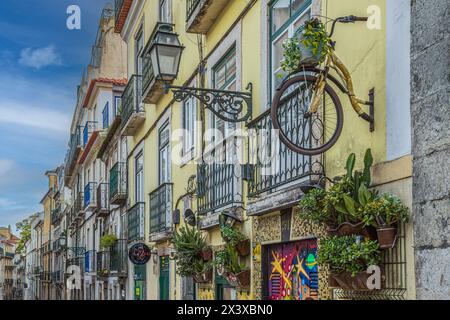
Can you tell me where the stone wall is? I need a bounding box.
[410,0,450,300]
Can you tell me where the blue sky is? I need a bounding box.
[0,0,110,232]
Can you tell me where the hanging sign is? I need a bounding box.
[128,243,151,265]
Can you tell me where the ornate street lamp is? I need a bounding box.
[147,23,184,82]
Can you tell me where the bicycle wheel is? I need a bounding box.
[271,74,344,156]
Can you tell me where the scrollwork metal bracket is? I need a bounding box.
[165,83,253,123]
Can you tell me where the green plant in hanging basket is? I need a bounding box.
[100,234,118,249]
[361,193,410,228]
[280,18,331,75]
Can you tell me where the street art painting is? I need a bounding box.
[266,239,318,300]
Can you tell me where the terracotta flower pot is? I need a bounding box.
[328,222,377,240]
[329,272,381,291]
[376,226,397,249]
[235,239,250,256]
[225,269,250,288]
[200,247,213,261]
[193,270,213,284]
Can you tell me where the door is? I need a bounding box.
[264,239,318,300]
[215,273,235,300]
[159,256,170,300]
[134,264,146,300]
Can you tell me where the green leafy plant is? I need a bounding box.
[215,244,246,275]
[100,234,117,249]
[361,194,410,228]
[280,18,331,75]
[172,225,212,277]
[220,225,247,246]
[318,235,381,277]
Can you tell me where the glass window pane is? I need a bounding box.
[291,0,307,14]
[272,0,290,34]
[272,31,288,74]
[215,65,226,89]
[225,56,236,83]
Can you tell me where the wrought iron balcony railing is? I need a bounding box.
[84,182,97,210]
[127,202,145,242]
[51,204,62,225]
[96,183,110,217]
[74,192,84,216]
[110,162,127,204]
[197,162,243,216]
[84,250,96,273]
[110,239,128,275]
[186,0,201,21]
[247,108,322,198]
[149,183,173,236]
[83,121,97,147]
[121,75,144,135]
[65,126,82,177]
[97,250,110,277]
[67,256,84,274]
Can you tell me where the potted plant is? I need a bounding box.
[172,225,213,282]
[280,18,331,75]
[318,235,382,291]
[220,225,250,256]
[361,194,409,249]
[215,244,250,288]
[100,234,117,249]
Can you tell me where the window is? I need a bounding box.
[135,153,144,203]
[182,95,196,157]
[159,122,170,184]
[135,27,144,75]
[212,47,237,140]
[270,0,311,94]
[114,96,121,118]
[159,0,172,23]
[102,102,109,129]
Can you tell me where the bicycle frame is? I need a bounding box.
[309,49,373,123]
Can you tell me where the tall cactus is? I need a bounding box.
[345,153,356,179]
[362,149,373,187]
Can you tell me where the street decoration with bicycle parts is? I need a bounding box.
[271,16,375,156]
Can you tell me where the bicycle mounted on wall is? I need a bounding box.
[271,15,375,156]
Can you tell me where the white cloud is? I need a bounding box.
[19,45,62,69]
[0,103,70,133]
[0,159,15,178]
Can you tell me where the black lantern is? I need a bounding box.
[148,23,184,82]
[184,209,196,227]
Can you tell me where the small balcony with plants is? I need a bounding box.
[96,250,110,277]
[120,75,144,136]
[127,202,145,242]
[95,183,110,217]
[98,236,128,277]
[110,162,127,205]
[84,182,97,211]
[149,183,173,242]
[186,0,230,34]
[141,23,184,104]
[114,0,133,33]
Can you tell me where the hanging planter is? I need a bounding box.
[327,222,377,240]
[225,270,251,288]
[235,239,250,257]
[376,226,397,249]
[193,270,213,284]
[199,247,213,261]
[328,272,384,291]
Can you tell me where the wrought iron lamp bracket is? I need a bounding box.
[165,83,253,123]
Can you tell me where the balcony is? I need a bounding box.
[96,251,110,277]
[83,121,97,148]
[127,202,145,242]
[67,256,84,275]
[114,0,133,33]
[186,0,230,34]
[74,192,84,216]
[110,162,127,205]
[197,162,243,224]
[51,270,64,283]
[65,127,82,183]
[84,250,96,273]
[110,239,128,275]
[149,183,173,242]
[51,204,62,226]
[84,182,97,211]
[96,183,110,217]
[121,75,145,136]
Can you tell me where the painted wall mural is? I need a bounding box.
[267,239,318,300]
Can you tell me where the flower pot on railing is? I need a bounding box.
[298,39,323,66]
[328,271,384,291]
[376,226,397,249]
[225,269,250,288]
[193,270,213,284]
[199,247,213,261]
[327,222,377,240]
[235,239,250,257]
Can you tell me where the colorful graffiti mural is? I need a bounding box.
[267,239,318,300]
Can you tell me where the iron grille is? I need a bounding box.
[110,162,127,202]
[97,251,110,277]
[110,239,128,274]
[121,75,143,129]
[96,183,109,213]
[186,0,201,21]
[332,223,408,300]
[128,202,145,242]
[149,183,173,234]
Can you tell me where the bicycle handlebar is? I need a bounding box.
[329,16,368,38]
